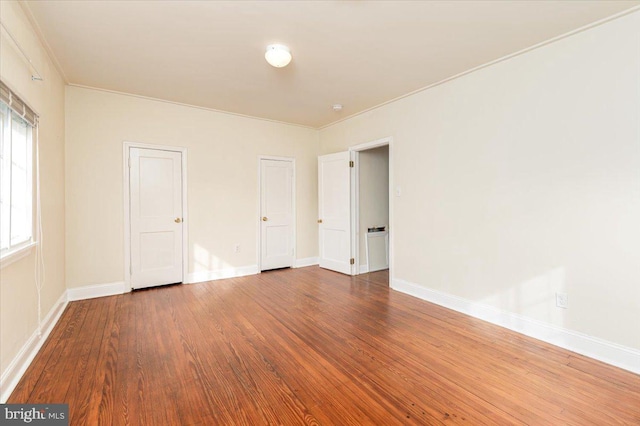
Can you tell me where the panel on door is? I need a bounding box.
[261,159,294,270]
[318,151,353,275]
[130,148,183,289]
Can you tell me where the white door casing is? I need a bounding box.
[260,158,294,270]
[318,151,353,275]
[130,147,183,289]
[350,137,392,276]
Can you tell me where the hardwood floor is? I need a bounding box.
[8,267,640,425]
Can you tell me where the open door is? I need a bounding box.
[318,151,354,275]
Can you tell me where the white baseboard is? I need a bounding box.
[391,278,640,375]
[0,292,68,403]
[294,257,319,268]
[187,264,260,284]
[359,264,369,274]
[67,281,127,301]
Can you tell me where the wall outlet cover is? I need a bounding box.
[556,292,568,309]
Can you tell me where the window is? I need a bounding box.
[0,99,34,258]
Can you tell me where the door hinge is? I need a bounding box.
[350,258,355,265]
[349,160,354,168]
[317,219,323,224]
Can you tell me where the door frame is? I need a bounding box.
[123,141,189,291]
[256,155,296,271]
[349,136,393,278]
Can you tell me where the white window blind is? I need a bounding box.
[0,80,38,258]
[0,81,38,127]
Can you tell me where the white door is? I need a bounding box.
[318,151,353,275]
[260,158,294,270]
[130,148,183,289]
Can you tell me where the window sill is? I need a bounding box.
[0,242,37,269]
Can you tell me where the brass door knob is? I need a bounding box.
[175,218,182,223]
[262,217,268,221]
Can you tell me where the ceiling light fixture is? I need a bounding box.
[265,44,292,68]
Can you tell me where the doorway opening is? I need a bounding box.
[316,137,392,283]
[350,138,391,282]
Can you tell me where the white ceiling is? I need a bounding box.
[23,0,640,128]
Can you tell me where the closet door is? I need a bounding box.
[130,147,183,289]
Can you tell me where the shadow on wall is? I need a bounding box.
[191,243,235,281]
[476,267,566,327]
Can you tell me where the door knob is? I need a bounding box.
[175,218,182,223]
[262,217,268,221]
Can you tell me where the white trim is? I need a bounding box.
[186,264,260,284]
[257,156,296,271]
[353,151,360,274]
[349,137,393,152]
[0,241,36,269]
[294,257,319,268]
[350,151,357,275]
[67,281,126,301]
[69,84,315,130]
[258,155,297,162]
[123,141,189,291]
[359,264,369,274]
[319,6,640,131]
[0,292,67,403]
[391,278,640,375]
[349,137,393,280]
[19,1,70,84]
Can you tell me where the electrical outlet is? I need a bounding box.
[234,244,240,253]
[556,292,568,309]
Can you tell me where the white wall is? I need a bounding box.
[0,1,66,378]
[358,146,389,268]
[320,12,640,351]
[65,86,318,288]
[2,0,637,386]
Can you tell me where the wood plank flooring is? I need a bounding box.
[8,267,640,425]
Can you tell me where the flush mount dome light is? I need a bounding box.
[265,44,292,68]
